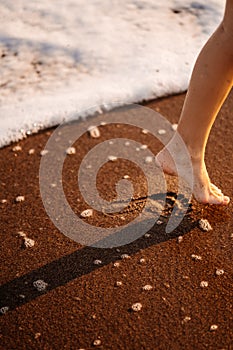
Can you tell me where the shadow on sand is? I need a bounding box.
[0,194,198,314]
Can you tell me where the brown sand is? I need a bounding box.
[0,92,233,350]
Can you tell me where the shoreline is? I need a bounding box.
[0,92,232,349]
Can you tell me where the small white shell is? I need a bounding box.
[158,129,166,135]
[177,236,183,243]
[200,281,208,288]
[142,285,153,291]
[199,219,212,232]
[172,123,178,131]
[210,324,218,331]
[142,129,148,134]
[81,209,93,218]
[18,231,26,237]
[145,156,153,163]
[88,125,100,138]
[33,280,48,292]
[121,254,130,259]
[0,306,9,314]
[115,281,122,287]
[1,199,7,204]
[28,148,35,155]
[123,175,130,179]
[182,316,191,323]
[15,196,25,202]
[23,237,35,248]
[66,147,76,155]
[40,149,49,156]
[156,220,163,225]
[131,302,142,312]
[140,144,148,150]
[215,269,224,276]
[93,339,101,346]
[93,259,102,265]
[144,233,151,238]
[108,155,118,162]
[191,254,202,261]
[12,145,22,152]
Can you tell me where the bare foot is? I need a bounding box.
[156,145,230,205]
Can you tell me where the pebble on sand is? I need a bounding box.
[93,259,102,265]
[144,233,151,238]
[142,285,153,291]
[115,281,123,287]
[34,333,41,339]
[23,237,35,248]
[210,324,218,331]
[28,148,35,155]
[177,236,183,243]
[140,144,148,150]
[215,268,224,276]
[139,258,146,264]
[182,316,191,323]
[145,156,153,163]
[15,195,25,202]
[1,199,7,204]
[131,302,142,312]
[158,129,166,135]
[33,280,48,292]
[199,219,212,232]
[18,231,26,237]
[66,147,76,155]
[156,220,163,225]
[40,149,49,156]
[18,231,35,248]
[108,155,118,162]
[191,254,202,261]
[172,123,178,131]
[0,306,9,314]
[123,175,130,179]
[113,262,120,267]
[88,125,100,138]
[121,254,130,259]
[80,209,93,218]
[142,129,149,134]
[12,145,22,152]
[200,281,208,288]
[93,339,101,346]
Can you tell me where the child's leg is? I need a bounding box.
[156,0,233,205]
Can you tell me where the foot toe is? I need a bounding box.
[210,183,223,195]
[208,193,230,205]
[222,195,230,205]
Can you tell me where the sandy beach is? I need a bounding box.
[0,92,232,349]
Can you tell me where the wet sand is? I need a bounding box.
[0,92,233,350]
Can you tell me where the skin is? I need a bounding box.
[156,0,233,205]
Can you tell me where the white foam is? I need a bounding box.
[0,0,224,147]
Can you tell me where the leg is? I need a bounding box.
[156,0,233,205]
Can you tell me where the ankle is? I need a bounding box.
[166,133,204,164]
